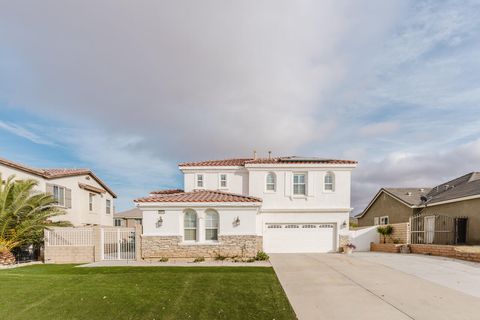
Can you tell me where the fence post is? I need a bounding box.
[135,224,142,261]
[117,228,121,260]
[406,221,411,244]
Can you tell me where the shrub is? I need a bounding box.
[193,257,205,263]
[158,257,169,262]
[377,225,394,243]
[255,251,269,261]
[214,253,227,261]
[246,258,255,263]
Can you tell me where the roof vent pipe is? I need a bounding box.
[268,151,272,159]
[253,150,257,160]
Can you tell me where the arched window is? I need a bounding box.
[184,210,197,241]
[266,173,276,191]
[324,172,335,191]
[205,209,219,241]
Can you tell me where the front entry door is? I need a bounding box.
[424,216,435,244]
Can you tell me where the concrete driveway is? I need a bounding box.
[270,252,480,320]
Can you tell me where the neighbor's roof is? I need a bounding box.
[114,207,143,219]
[0,157,116,198]
[179,156,357,167]
[426,172,480,205]
[134,189,262,203]
[355,187,430,218]
[384,188,432,206]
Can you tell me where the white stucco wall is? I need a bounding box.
[0,163,114,226]
[140,205,259,239]
[183,168,249,195]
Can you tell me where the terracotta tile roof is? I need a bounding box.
[179,156,357,167]
[179,158,252,167]
[0,157,116,198]
[78,183,107,194]
[43,168,91,178]
[134,190,262,203]
[150,189,184,195]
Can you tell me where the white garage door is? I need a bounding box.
[263,223,336,253]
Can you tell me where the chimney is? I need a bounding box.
[268,150,272,159]
[253,150,257,160]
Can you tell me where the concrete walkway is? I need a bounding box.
[270,253,480,320]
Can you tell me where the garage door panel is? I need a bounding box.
[264,223,336,253]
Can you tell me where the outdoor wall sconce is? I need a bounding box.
[233,216,240,227]
[156,216,163,228]
[341,221,347,229]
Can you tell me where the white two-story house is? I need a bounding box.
[135,156,357,258]
[0,157,116,226]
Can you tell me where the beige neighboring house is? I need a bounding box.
[0,156,116,226]
[114,208,142,227]
[356,172,480,244]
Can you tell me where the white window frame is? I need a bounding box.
[89,193,94,212]
[219,174,228,189]
[106,199,111,214]
[183,210,198,242]
[293,173,307,196]
[380,216,389,225]
[324,172,335,192]
[196,174,204,188]
[265,172,276,192]
[53,185,66,207]
[205,210,219,241]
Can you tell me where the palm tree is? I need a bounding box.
[0,175,70,265]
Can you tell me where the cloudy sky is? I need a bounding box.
[1,0,480,213]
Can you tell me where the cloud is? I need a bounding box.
[0,121,54,146]
[0,1,480,211]
[359,122,400,137]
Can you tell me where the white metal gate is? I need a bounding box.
[102,228,136,260]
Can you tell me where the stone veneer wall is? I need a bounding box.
[44,246,95,263]
[141,235,263,259]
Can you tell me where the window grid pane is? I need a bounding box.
[205,229,218,240]
[184,229,196,241]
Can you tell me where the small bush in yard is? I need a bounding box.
[214,253,227,261]
[255,251,269,261]
[193,257,205,263]
[377,225,394,243]
[158,257,169,262]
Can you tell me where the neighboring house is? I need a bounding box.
[0,156,116,226]
[356,172,480,244]
[135,155,357,258]
[114,207,143,227]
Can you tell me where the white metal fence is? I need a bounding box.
[102,228,136,260]
[45,228,94,246]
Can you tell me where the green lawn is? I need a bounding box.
[0,265,296,320]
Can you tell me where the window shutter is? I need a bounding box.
[46,183,54,195]
[65,188,72,208]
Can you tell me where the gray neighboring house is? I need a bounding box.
[113,207,143,227]
[357,172,480,244]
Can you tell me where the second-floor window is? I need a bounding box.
[196,174,204,188]
[266,173,276,191]
[89,193,94,211]
[114,219,122,227]
[220,174,227,188]
[324,172,335,191]
[106,199,111,214]
[53,185,65,206]
[293,173,306,195]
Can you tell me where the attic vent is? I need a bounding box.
[444,184,450,190]
[419,188,425,192]
[406,192,412,196]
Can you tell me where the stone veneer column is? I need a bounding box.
[135,224,142,261]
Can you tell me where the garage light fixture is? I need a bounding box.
[233,216,240,227]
